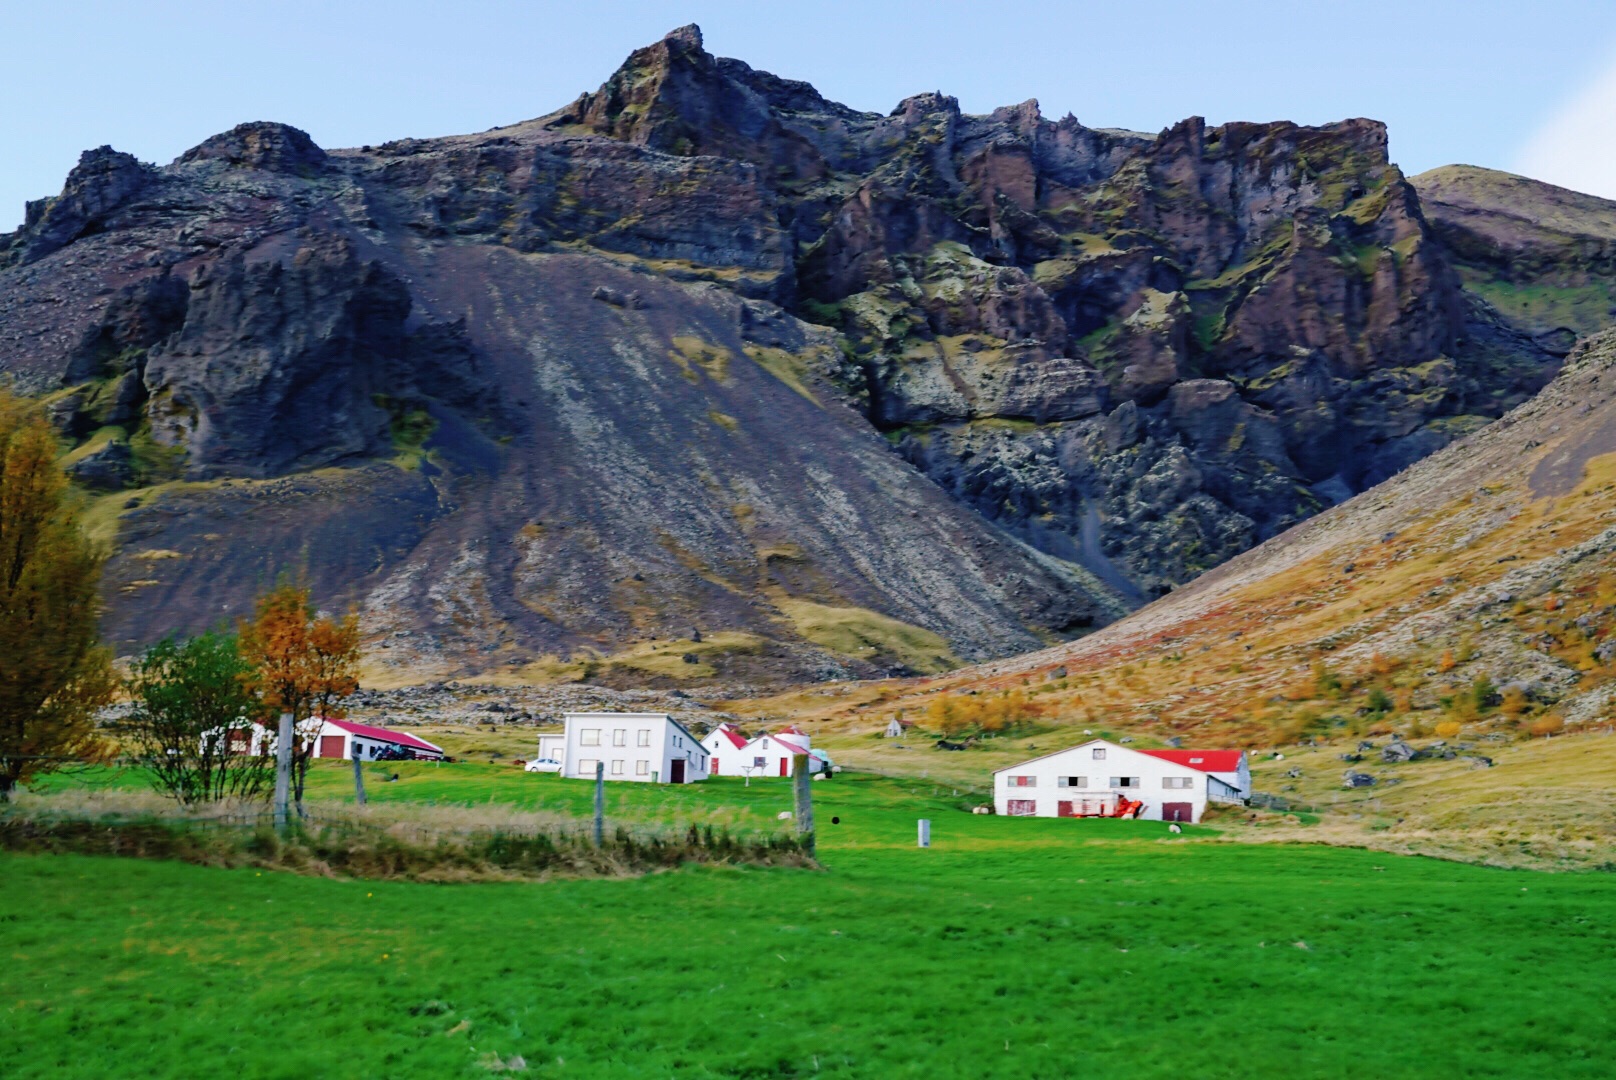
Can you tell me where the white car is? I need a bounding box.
[523,757,562,774]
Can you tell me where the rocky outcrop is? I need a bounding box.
[1,146,153,267]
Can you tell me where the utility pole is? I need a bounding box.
[352,753,367,806]
[593,760,605,847]
[273,712,292,831]
[793,753,815,858]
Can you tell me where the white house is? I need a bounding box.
[738,726,831,778]
[883,716,917,738]
[555,712,709,784]
[700,722,750,775]
[210,718,445,761]
[312,718,445,762]
[993,739,1248,822]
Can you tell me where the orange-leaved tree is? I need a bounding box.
[0,389,115,800]
[238,579,360,813]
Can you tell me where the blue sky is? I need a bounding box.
[4,0,1616,230]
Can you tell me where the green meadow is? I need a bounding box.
[3,765,1614,1078]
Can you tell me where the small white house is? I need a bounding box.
[992,739,1248,822]
[556,712,709,784]
[884,717,917,738]
[208,717,445,761]
[736,726,830,778]
[700,722,750,775]
[313,718,445,761]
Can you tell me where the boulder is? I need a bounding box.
[1342,771,1377,788]
[1380,740,1418,763]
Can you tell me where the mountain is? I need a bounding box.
[0,25,1604,679]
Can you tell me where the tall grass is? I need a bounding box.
[0,790,814,882]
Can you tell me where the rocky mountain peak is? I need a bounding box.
[178,121,328,174]
[662,22,704,50]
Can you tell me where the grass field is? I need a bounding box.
[3,766,1615,1078]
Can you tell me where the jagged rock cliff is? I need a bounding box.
[0,25,1599,678]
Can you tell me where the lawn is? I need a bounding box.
[2,768,1613,1078]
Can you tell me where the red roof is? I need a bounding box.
[773,734,811,756]
[1139,749,1244,773]
[714,724,749,750]
[323,718,444,755]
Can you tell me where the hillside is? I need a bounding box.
[772,330,1616,864]
[1,25,1606,679]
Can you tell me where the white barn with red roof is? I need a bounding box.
[993,739,1247,822]
[313,718,445,762]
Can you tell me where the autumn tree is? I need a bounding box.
[238,579,361,814]
[125,631,271,805]
[0,390,114,801]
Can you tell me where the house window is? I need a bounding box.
[1006,799,1037,817]
[753,756,766,768]
[611,759,624,775]
[1006,775,1035,788]
[580,729,600,746]
[637,730,650,747]
[1092,748,1106,760]
[613,729,626,747]
[1110,776,1139,788]
[636,760,649,775]
[1163,776,1193,789]
[1058,776,1087,788]
[577,758,598,776]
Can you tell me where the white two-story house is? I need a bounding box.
[552,712,710,784]
[992,739,1248,822]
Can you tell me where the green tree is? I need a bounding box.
[126,632,272,805]
[0,390,114,800]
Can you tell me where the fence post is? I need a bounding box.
[793,754,815,858]
[918,819,931,848]
[273,712,293,832]
[593,761,605,847]
[352,754,367,806]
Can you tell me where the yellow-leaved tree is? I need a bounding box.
[238,579,360,814]
[0,390,114,800]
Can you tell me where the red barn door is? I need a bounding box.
[319,735,346,759]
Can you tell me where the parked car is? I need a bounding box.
[524,757,562,773]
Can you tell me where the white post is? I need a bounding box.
[273,712,293,831]
[917,819,931,848]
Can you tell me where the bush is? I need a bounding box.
[1434,721,1462,739]
[1529,714,1565,738]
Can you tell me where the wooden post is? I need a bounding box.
[272,712,293,831]
[593,761,605,847]
[352,754,367,806]
[793,754,815,858]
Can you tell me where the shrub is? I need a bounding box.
[1471,675,1499,712]
[1500,687,1530,717]
[1364,687,1393,715]
[1437,649,1457,673]
[1529,714,1565,738]
[1434,720,1462,739]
